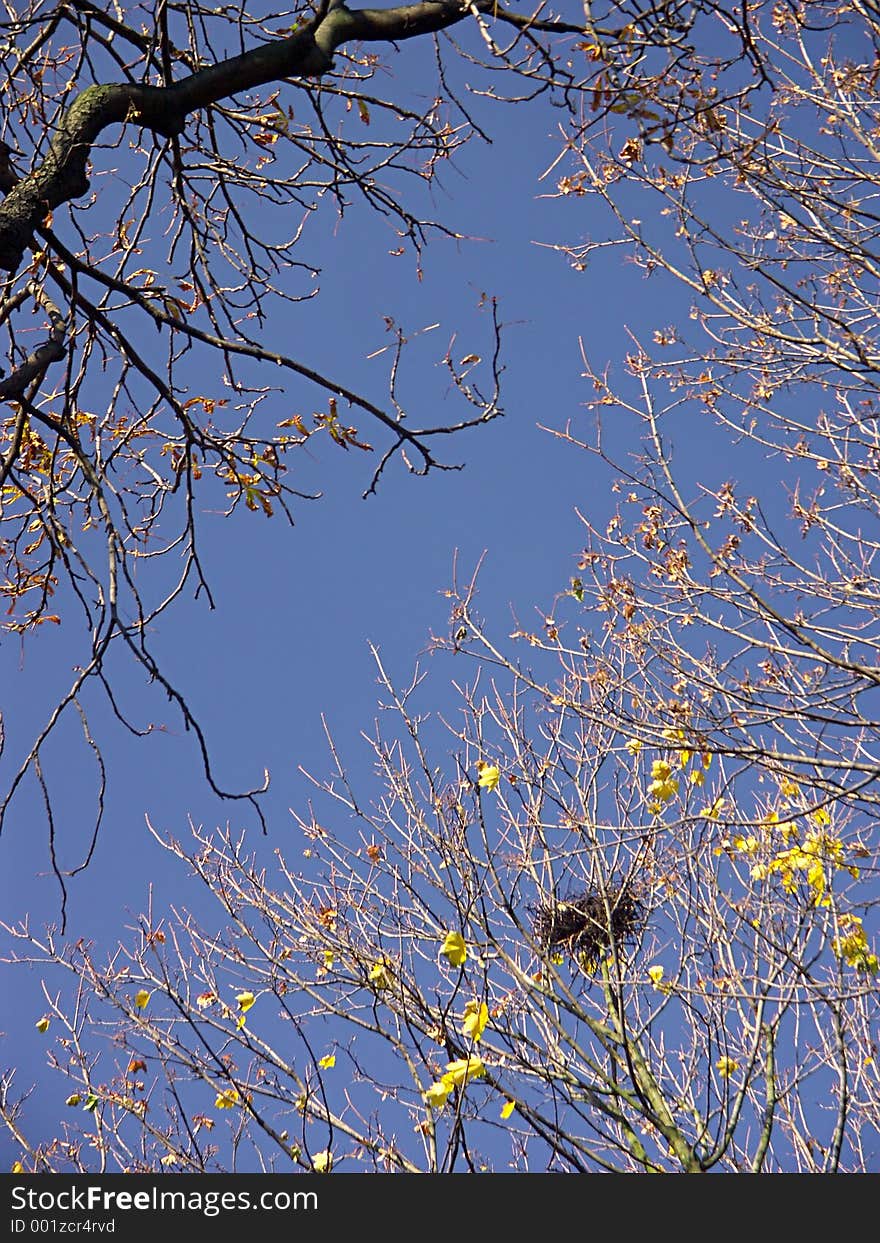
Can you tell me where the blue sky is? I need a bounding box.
[1,68,647,906]
[4,6,872,1171]
[0,29,659,1159]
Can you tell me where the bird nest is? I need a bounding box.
[531,884,645,966]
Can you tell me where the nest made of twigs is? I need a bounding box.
[531,884,645,966]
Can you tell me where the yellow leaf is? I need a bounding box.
[368,960,391,989]
[318,1054,336,1070]
[701,798,725,821]
[716,1056,738,1079]
[832,915,880,974]
[35,1017,50,1033]
[215,1088,240,1109]
[312,1149,333,1173]
[647,965,664,989]
[160,1154,177,1166]
[423,1081,452,1109]
[461,999,489,1043]
[65,1094,82,1107]
[441,1056,485,1089]
[477,763,501,792]
[500,1099,516,1120]
[11,1161,24,1173]
[440,931,468,968]
[732,835,759,855]
[134,990,151,1010]
[647,774,679,803]
[235,990,255,1028]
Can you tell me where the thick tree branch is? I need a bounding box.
[0,1,505,274]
